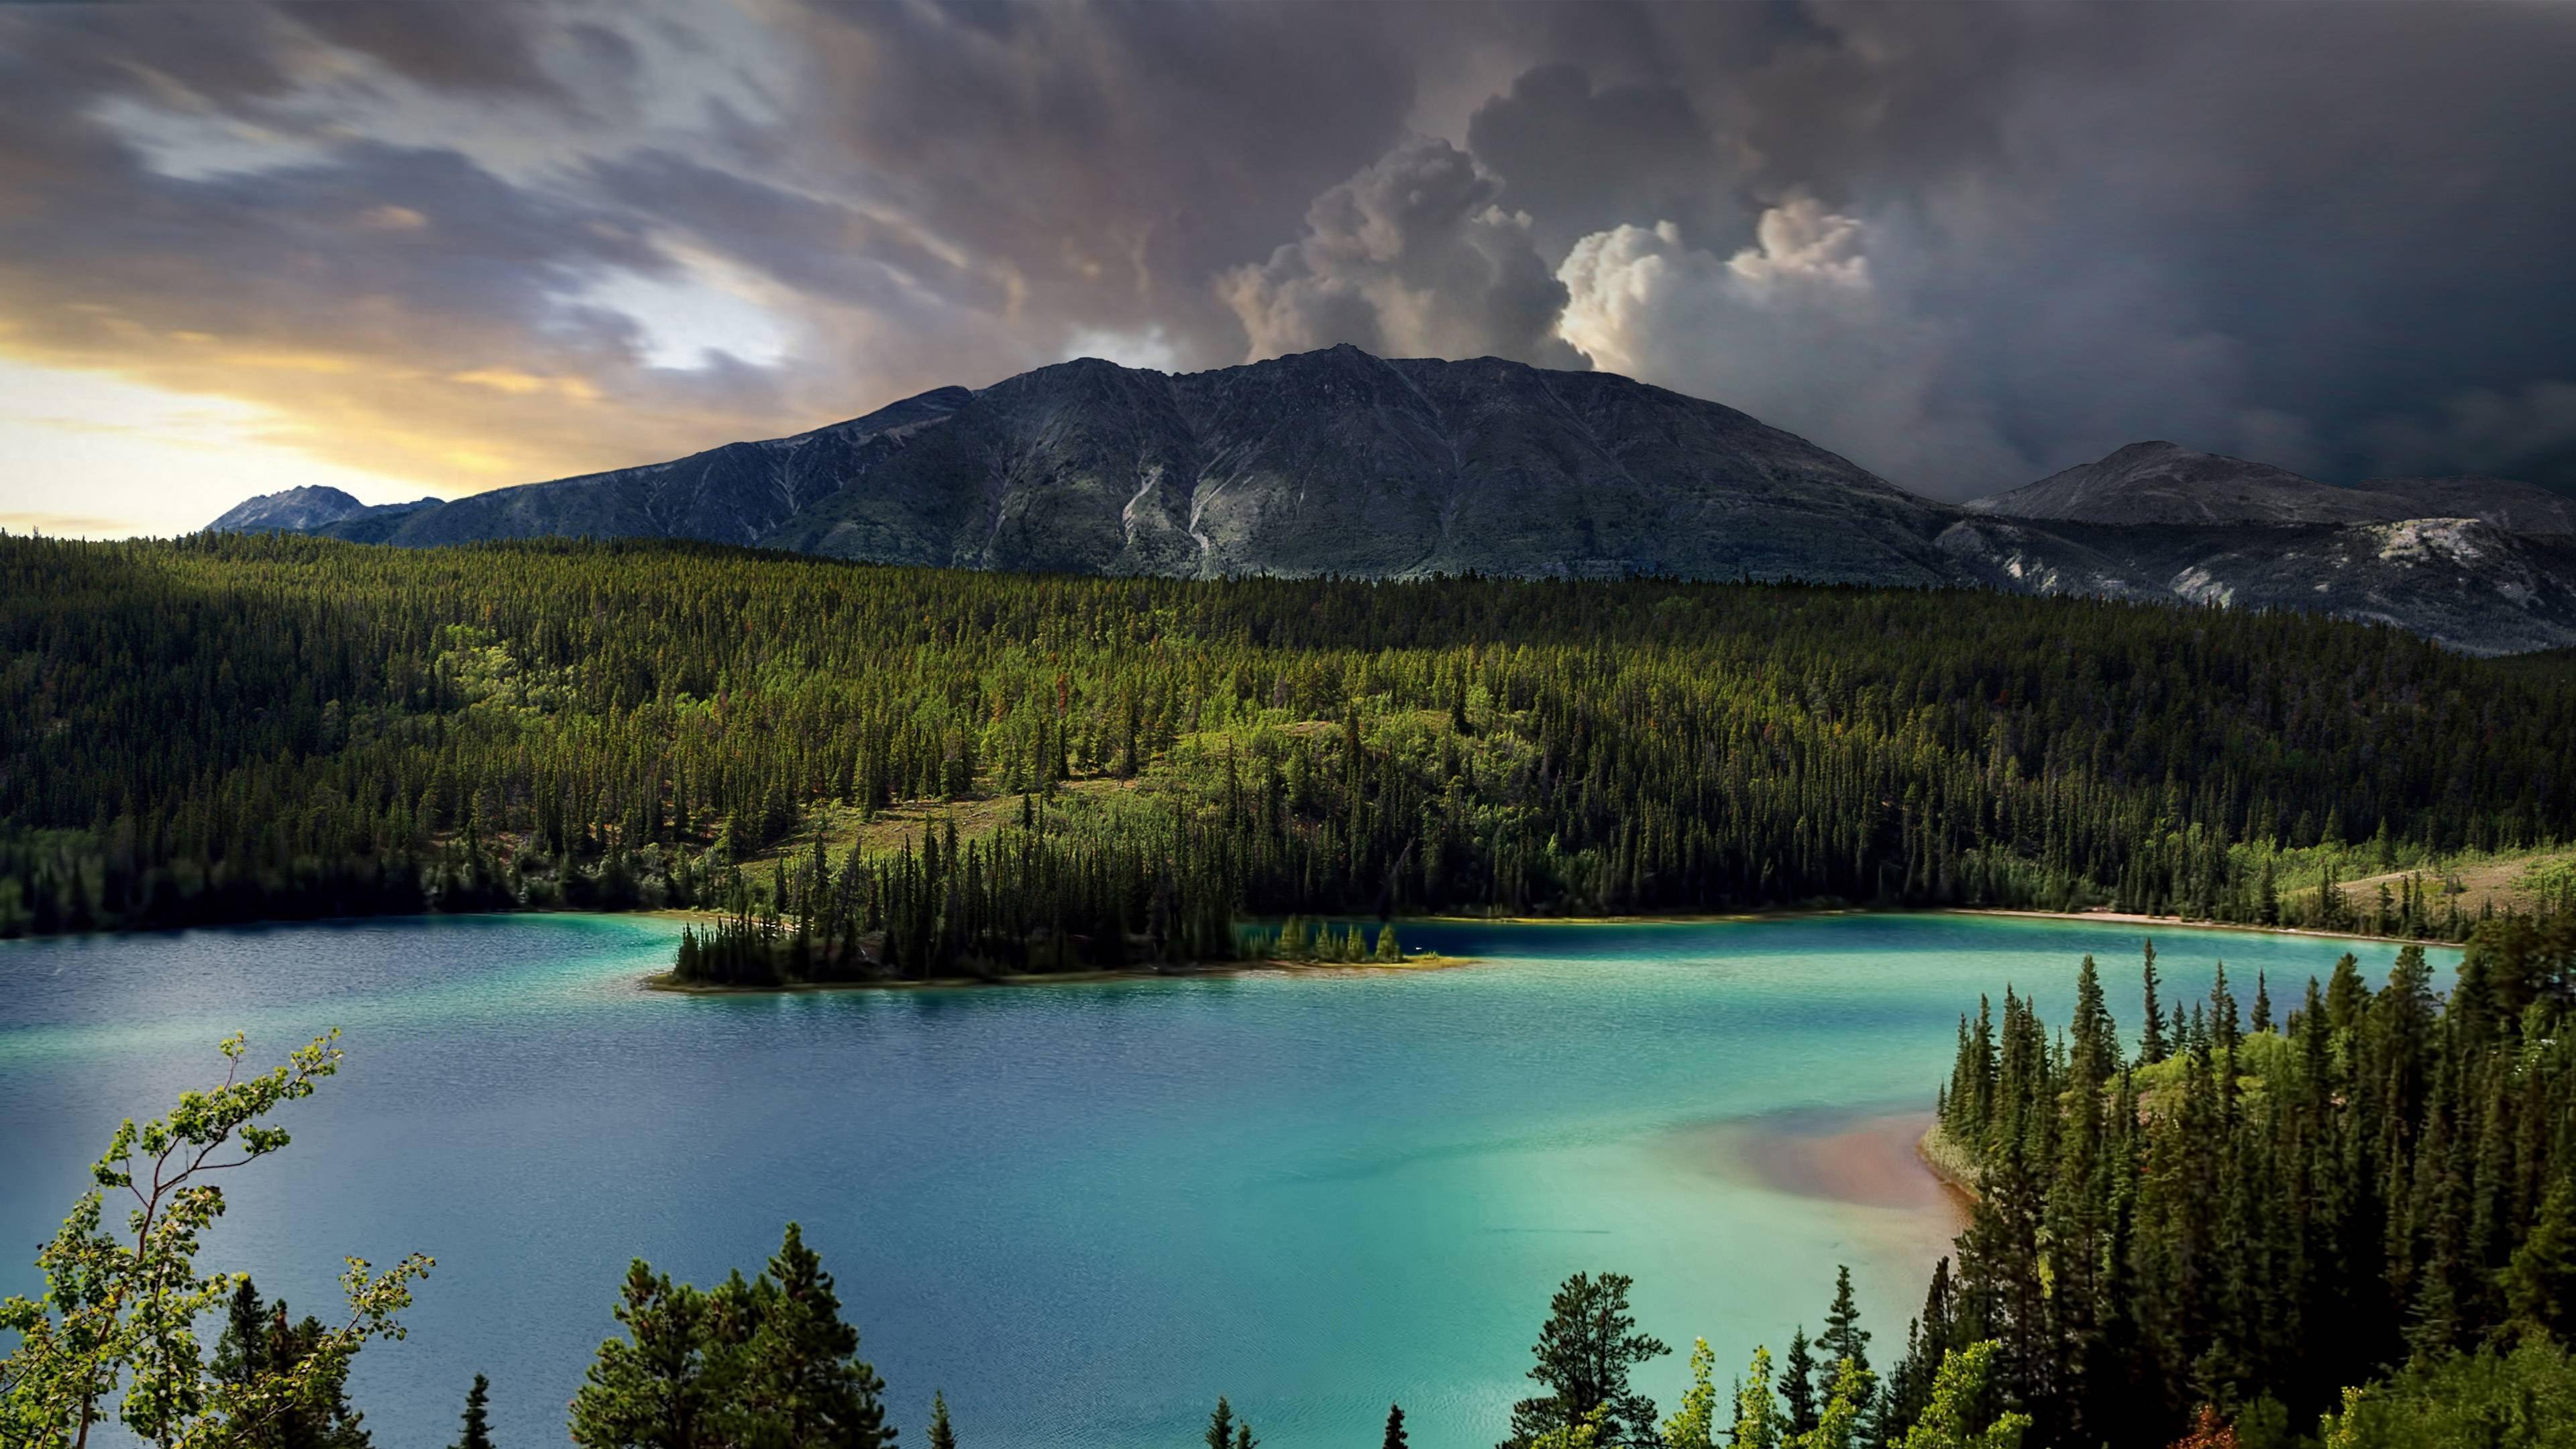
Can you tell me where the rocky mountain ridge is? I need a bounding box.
[207,484,442,537]
[1963,439,2576,533]
[210,347,2576,655]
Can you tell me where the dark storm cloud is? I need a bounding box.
[768,0,1424,350]
[278,0,572,99]
[1519,0,2576,491]
[1464,64,1739,263]
[4,0,2574,512]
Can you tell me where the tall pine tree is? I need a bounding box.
[451,1375,494,1449]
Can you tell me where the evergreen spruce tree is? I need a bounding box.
[927,1391,957,1449]
[2499,1178,2575,1337]
[1503,1271,1668,1448]
[741,1222,894,1449]
[1203,1397,1237,1449]
[1818,1265,1876,1426]
[571,1226,890,1449]
[1381,1403,1409,1449]
[1780,1328,1820,1436]
[451,1375,494,1449]
[211,1277,273,1389]
[570,1263,737,1449]
[207,1293,376,1449]
[1880,1259,1960,1444]
[2139,943,2170,1064]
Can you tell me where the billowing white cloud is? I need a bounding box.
[1066,324,1183,373]
[1554,200,2031,494]
[1219,138,1586,368]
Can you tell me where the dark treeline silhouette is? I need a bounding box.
[8,533,2576,969]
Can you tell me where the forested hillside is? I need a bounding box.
[5,532,2575,967]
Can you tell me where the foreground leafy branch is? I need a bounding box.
[0,1032,431,1449]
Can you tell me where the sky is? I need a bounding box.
[3,0,2575,538]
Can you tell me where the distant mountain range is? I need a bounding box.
[1964,439,2576,531]
[210,346,2576,655]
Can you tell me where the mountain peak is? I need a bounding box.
[207,485,367,533]
[1969,441,2359,526]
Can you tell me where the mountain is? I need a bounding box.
[1965,439,2576,533]
[260,349,1951,582]
[207,485,440,535]
[1964,441,2358,525]
[310,386,971,548]
[769,347,1959,582]
[205,347,2576,654]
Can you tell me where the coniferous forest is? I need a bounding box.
[11,2,2576,1444]
[1894,921,2576,1448]
[7,531,2576,1442]
[7,532,2576,977]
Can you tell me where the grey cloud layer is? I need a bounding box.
[3,0,2572,506]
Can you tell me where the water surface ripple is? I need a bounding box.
[0,913,2453,1448]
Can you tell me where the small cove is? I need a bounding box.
[0,912,2455,1448]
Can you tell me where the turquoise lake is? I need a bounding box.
[0,914,2456,1448]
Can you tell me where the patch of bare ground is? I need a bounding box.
[2311,849,2575,920]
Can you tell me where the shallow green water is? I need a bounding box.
[0,912,2453,1448]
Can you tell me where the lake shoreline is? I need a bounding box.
[1,900,2451,955]
[1933,906,2436,948]
[641,951,1472,995]
[1417,903,2436,948]
[636,895,2420,996]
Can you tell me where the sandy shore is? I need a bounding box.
[1419,904,2432,947]
[1687,1109,1973,1222]
[1417,908,1858,926]
[1935,906,2430,948]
